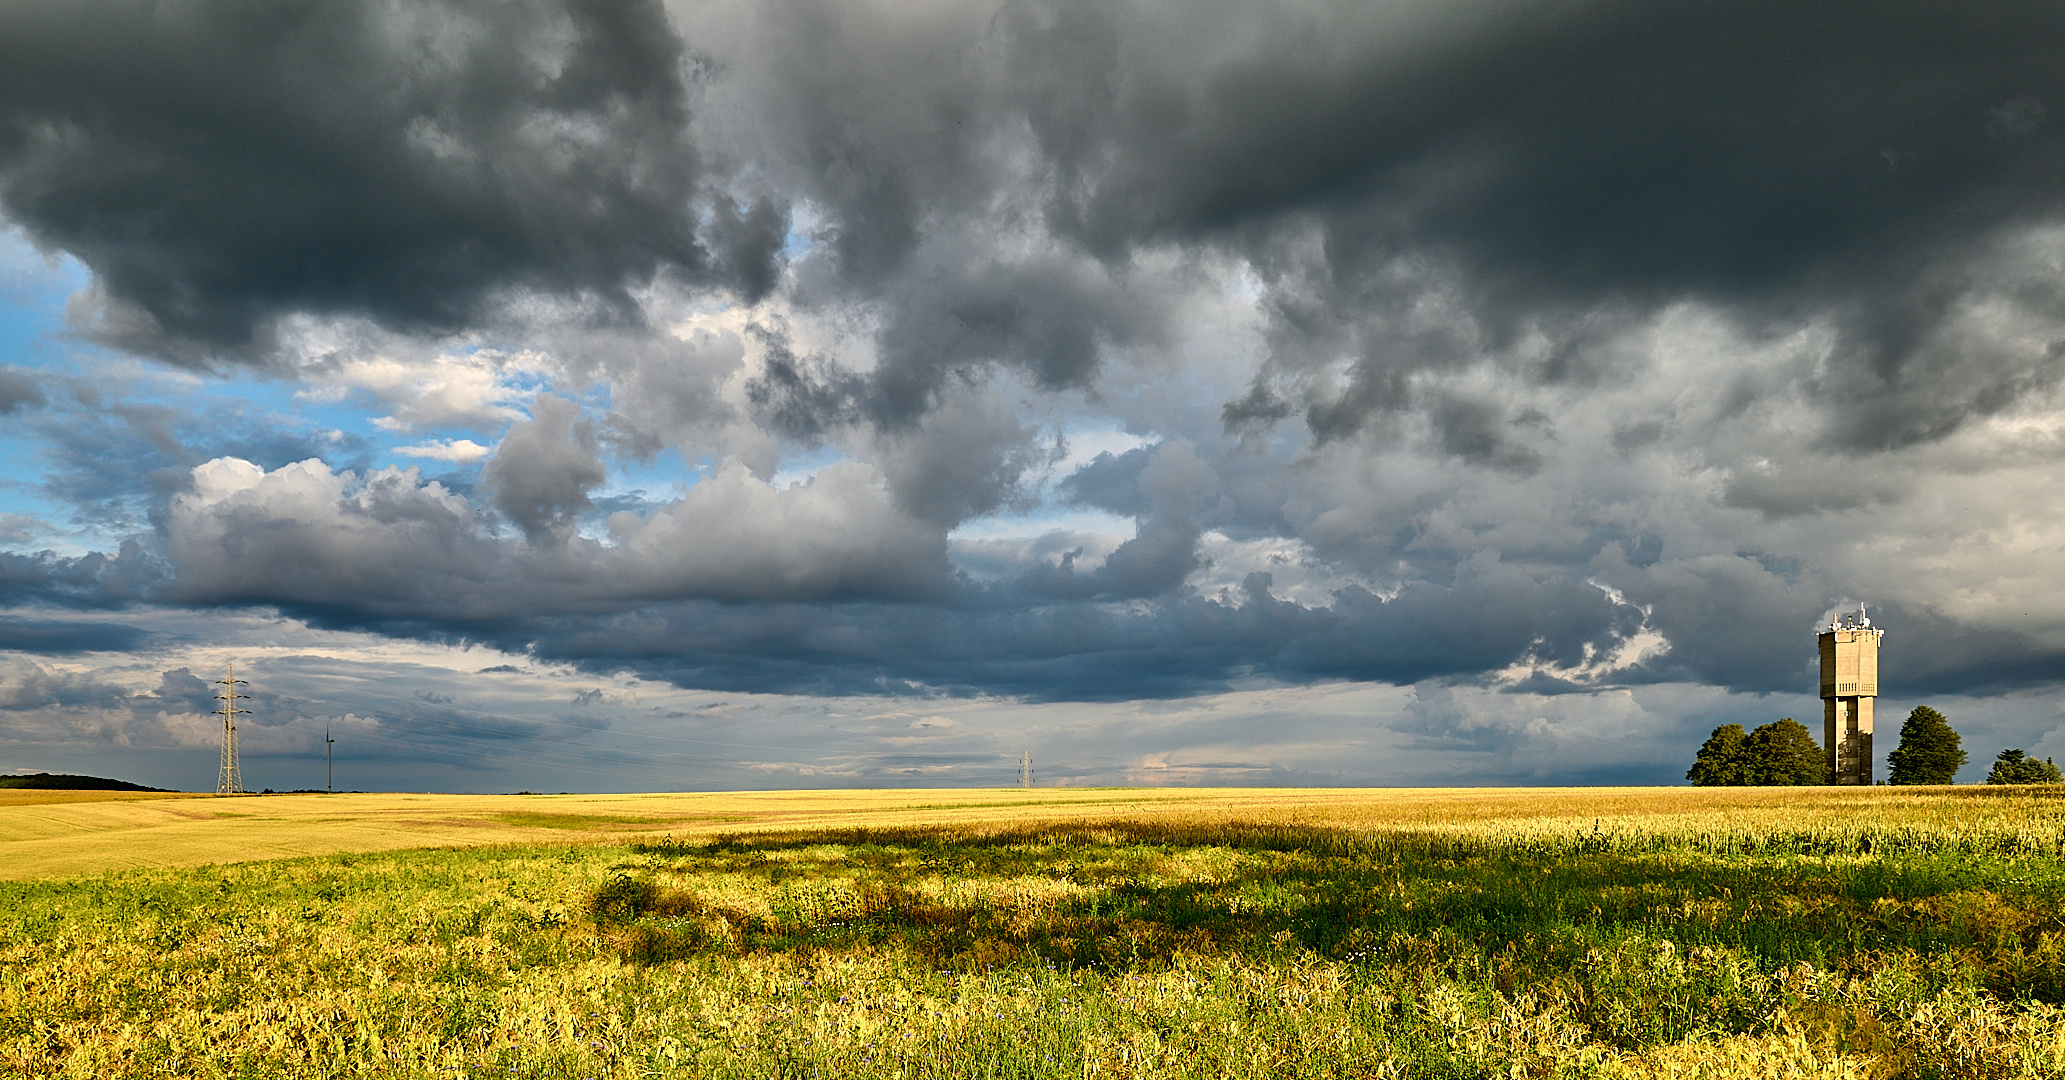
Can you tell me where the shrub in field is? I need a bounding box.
[1987,749,2064,785]
[1888,706,1967,785]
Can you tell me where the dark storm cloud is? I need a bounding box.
[0,660,132,710]
[1037,1,2065,291]
[0,0,758,358]
[747,252,1173,435]
[983,0,2065,452]
[9,0,2065,724]
[653,0,2065,465]
[0,658,210,719]
[508,555,1629,701]
[0,614,146,653]
[0,545,160,610]
[862,254,1171,428]
[742,322,867,441]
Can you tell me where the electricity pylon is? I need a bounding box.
[1019,750,1034,788]
[325,722,335,794]
[215,663,247,795]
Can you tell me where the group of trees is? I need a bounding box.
[1686,718,1827,786]
[1987,749,2064,785]
[1689,705,2061,786]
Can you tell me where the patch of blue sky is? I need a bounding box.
[213,371,382,449]
[596,451,699,504]
[939,423,1153,575]
[765,442,851,489]
[0,237,95,549]
[1048,423,1153,476]
[782,224,813,259]
[0,227,89,372]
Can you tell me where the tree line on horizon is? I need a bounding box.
[1687,706,2061,786]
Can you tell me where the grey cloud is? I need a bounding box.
[865,252,1170,427]
[0,614,147,653]
[1019,440,1215,601]
[0,658,132,710]
[870,390,1048,527]
[142,667,216,717]
[1058,447,1153,517]
[11,0,2065,728]
[483,396,607,545]
[157,448,949,626]
[1038,0,2065,294]
[747,251,1174,436]
[551,326,747,462]
[161,458,504,620]
[951,0,2065,453]
[0,0,743,358]
[0,367,42,413]
[1091,440,1215,598]
[1427,394,1544,475]
[517,549,1630,701]
[743,322,867,442]
[1592,546,1824,693]
[0,544,161,609]
[699,0,998,291]
[702,195,791,305]
[1721,460,1912,520]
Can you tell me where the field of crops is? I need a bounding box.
[7,785,2065,1078]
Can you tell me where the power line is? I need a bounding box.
[215,663,246,795]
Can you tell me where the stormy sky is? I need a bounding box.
[4,0,2065,792]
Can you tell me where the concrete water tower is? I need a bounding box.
[1820,607,1882,785]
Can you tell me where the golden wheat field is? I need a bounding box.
[7,784,2065,1078]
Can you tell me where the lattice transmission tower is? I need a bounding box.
[215,663,247,795]
[1019,750,1034,788]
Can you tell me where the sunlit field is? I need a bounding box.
[7,786,2065,1077]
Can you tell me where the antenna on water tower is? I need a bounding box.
[215,663,247,795]
[1019,750,1034,788]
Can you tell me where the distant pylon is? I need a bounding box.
[215,662,247,795]
[1019,750,1034,788]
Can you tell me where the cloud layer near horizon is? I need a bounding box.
[5,0,2065,787]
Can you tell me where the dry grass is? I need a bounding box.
[5,783,2055,881]
[0,789,205,808]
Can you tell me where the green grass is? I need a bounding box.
[8,794,2065,1076]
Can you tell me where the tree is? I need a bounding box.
[1687,724,1753,786]
[1748,718,1828,786]
[1985,749,2063,785]
[1885,706,1966,785]
[1688,719,1828,786]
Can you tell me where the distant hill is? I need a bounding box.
[0,773,175,792]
